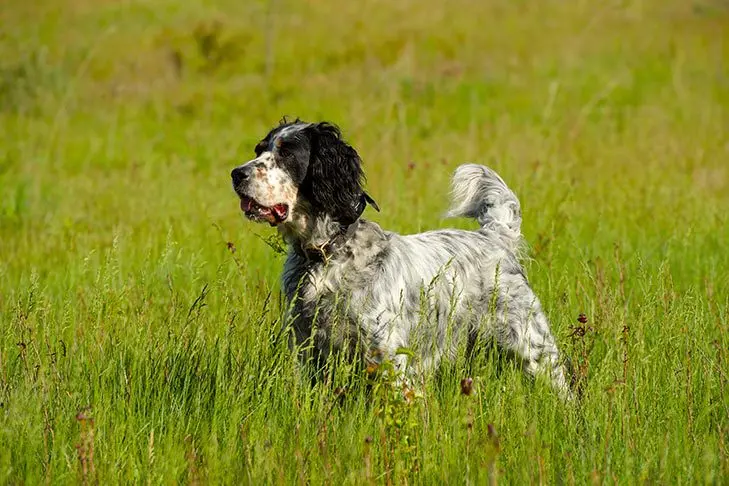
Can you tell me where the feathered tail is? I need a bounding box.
[447,164,523,251]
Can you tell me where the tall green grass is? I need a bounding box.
[1,0,728,483]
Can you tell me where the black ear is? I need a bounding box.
[305,122,369,224]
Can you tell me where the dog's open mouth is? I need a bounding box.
[239,196,289,226]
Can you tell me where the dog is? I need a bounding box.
[231,119,572,398]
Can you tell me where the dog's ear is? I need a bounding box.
[305,122,368,224]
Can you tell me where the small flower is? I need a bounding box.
[577,313,588,324]
[460,377,474,396]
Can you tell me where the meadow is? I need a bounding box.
[1,0,728,483]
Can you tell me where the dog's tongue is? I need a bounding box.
[272,204,287,220]
[240,197,286,225]
[240,198,252,213]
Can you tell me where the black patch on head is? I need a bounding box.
[254,118,311,184]
[254,117,304,155]
[276,132,311,184]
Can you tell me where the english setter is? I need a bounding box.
[231,119,572,398]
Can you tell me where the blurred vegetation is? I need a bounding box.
[1,0,728,483]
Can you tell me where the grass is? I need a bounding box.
[1,0,728,483]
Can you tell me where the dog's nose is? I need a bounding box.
[231,166,251,187]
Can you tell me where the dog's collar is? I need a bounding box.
[296,192,377,263]
[297,218,361,263]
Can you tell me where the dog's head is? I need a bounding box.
[231,120,377,228]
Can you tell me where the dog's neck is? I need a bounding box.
[279,211,341,247]
[277,192,378,261]
[278,200,369,262]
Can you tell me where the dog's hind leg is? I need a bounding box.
[491,282,574,400]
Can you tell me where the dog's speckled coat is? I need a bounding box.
[232,120,572,398]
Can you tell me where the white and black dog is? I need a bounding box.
[231,119,573,398]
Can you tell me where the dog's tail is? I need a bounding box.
[447,164,523,250]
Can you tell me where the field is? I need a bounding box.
[1,0,728,483]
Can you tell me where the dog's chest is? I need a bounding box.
[285,257,361,307]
